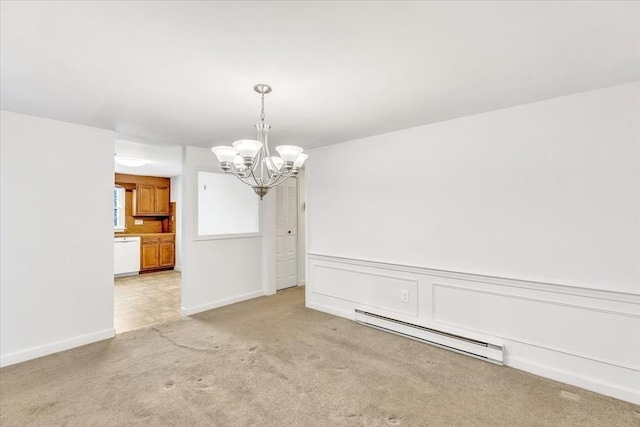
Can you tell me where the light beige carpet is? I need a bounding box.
[1,287,638,426]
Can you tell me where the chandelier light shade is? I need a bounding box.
[294,153,308,168]
[210,147,238,163]
[210,84,307,199]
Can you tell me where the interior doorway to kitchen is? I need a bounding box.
[113,139,183,334]
[114,270,181,333]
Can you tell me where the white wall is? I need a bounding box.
[181,146,276,315]
[308,82,639,293]
[0,111,115,367]
[306,82,640,404]
[170,175,182,270]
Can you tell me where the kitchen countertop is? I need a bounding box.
[114,232,175,238]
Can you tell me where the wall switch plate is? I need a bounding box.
[400,290,409,303]
[134,219,144,225]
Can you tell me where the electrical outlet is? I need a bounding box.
[400,290,409,303]
[134,219,143,225]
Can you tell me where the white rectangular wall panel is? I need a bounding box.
[312,262,418,317]
[432,281,640,369]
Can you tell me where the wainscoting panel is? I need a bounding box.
[306,254,640,404]
[432,281,640,369]
[310,261,418,317]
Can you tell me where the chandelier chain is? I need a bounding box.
[260,92,265,122]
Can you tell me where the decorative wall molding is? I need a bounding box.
[431,282,639,371]
[0,328,115,368]
[306,253,640,404]
[311,262,419,317]
[431,282,639,319]
[308,253,640,303]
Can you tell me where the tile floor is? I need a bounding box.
[114,270,181,333]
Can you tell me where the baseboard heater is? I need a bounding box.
[355,309,503,365]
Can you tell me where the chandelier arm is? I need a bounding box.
[227,160,258,186]
[229,165,254,185]
[247,166,263,187]
[226,164,253,185]
[263,150,282,184]
[251,147,263,173]
[259,125,276,184]
[265,170,292,188]
[229,171,255,187]
[263,138,272,157]
[256,148,266,183]
[264,153,277,172]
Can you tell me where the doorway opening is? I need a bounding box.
[114,270,181,333]
[113,140,183,334]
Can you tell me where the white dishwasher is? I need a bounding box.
[114,236,141,277]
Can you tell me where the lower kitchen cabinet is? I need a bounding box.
[140,235,175,272]
[159,242,174,267]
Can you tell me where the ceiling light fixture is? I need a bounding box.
[115,157,147,167]
[210,84,307,199]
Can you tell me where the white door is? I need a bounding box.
[276,178,298,290]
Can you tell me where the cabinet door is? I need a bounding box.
[135,184,155,215]
[154,185,170,215]
[158,242,175,267]
[141,243,159,270]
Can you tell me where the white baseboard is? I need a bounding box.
[114,272,139,278]
[306,254,640,404]
[0,328,115,368]
[181,290,264,316]
[174,265,182,272]
[507,350,640,405]
[306,301,353,320]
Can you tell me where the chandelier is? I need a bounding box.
[210,84,307,199]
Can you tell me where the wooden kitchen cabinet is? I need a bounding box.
[154,185,170,215]
[134,184,170,216]
[140,235,175,272]
[158,242,175,267]
[135,184,155,215]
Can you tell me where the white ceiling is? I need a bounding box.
[1,2,638,150]
[114,139,182,177]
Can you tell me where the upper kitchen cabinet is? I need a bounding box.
[115,173,171,217]
[135,184,155,214]
[134,183,170,216]
[154,185,170,215]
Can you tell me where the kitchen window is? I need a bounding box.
[114,185,125,231]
